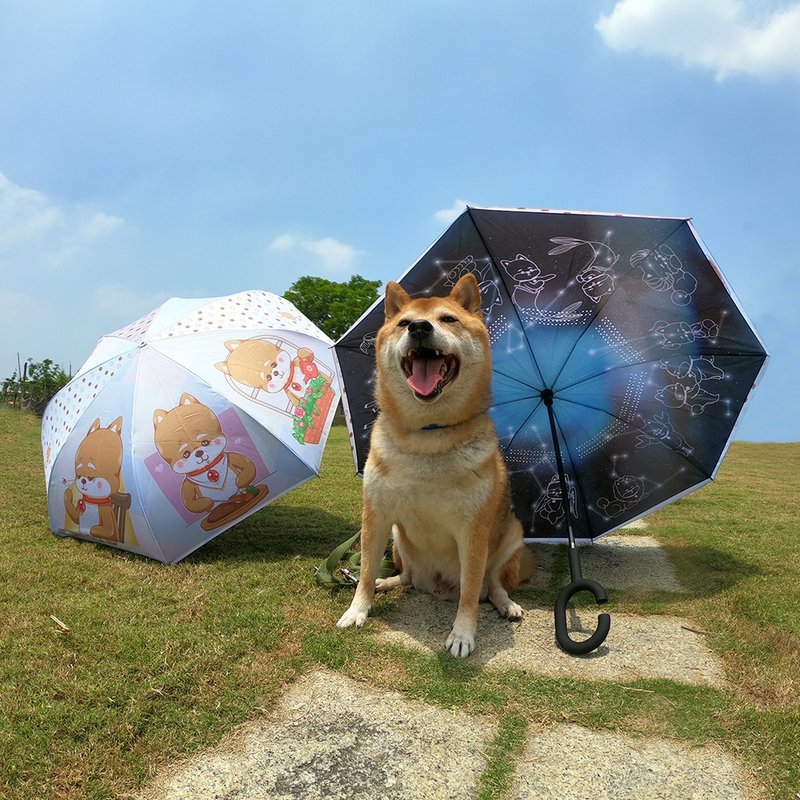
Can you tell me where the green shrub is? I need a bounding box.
[2,358,70,415]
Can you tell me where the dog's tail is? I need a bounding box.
[499,545,537,592]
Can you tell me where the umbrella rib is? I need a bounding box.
[549,301,608,389]
[491,365,544,394]
[499,398,545,454]
[467,207,548,388]
[554,393,712,477]
[549,218,691,389]
[554,349,765,395]
[131,348,170,563]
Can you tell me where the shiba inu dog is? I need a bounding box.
[64,417,124,541]
[337,274,534,657]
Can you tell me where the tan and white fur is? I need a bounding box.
[336,274,534,657]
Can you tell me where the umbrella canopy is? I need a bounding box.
[336,207,766,542]
[42,290,340,563]
[334,207,767,653]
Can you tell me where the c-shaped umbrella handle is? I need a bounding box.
[554,578,611,655]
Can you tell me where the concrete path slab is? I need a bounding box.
[377,593,724,686]
[141,670,496,800]
[581,535,684,593]
[512,724,756,800]
[529,534,683,593]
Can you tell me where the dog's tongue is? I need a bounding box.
[407,356,445,396]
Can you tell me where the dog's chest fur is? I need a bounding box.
[365,421,496,538]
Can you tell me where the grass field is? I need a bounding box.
[1,408,798,799]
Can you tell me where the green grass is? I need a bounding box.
[1,408,798,799]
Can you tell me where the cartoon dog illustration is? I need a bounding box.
[535,474,578,526]
[657,355,724,414]
[597,475,646,517]
[651,318,719,350]
[153,394,268,531]
[636,411,694,456]
[216,339,319,410]
[216,337,337,444]
[501,254,584,321]
[501,254,556,306]
[64,417,125,541]
[445,255,503,315]
[631,245,697,306]
[548,237,618,304]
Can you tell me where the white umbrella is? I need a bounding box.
[42,290,340,563]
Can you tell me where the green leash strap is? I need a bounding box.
[315,530,397,587]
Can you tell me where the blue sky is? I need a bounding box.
[1,0,797,441]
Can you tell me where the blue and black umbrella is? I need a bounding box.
[334,207,767,654]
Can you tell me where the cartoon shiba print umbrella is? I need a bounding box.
[42,290,340,563]
[334,207,767,654]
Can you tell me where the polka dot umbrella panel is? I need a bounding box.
[42,290,340,563]
[334,207,767,543]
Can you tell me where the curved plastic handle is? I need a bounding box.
[554,578,611,655]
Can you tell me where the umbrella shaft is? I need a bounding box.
[542,393,582,578]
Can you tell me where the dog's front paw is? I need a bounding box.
[445,627,476,658]
[336,604,370,629]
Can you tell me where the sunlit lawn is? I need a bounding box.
[1,408,798,799]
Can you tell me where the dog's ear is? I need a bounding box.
[384,282,410,318]
[450,274,482,315]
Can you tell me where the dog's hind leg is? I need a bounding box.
[487,520,530,621]
[375,573,411,592]
[488,564,524,620]
[376,524,412,593]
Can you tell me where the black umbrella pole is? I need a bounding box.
[541,390,611,656]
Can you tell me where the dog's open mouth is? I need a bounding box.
[402,348,460,399]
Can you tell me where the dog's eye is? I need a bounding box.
[440,315,458,324]
[397,320,410,328]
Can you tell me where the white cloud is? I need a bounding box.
[0,172,63,249]
[269,233,298,252]
[596,0,800,80]
[434,199,470,224]
[0,171,124,268]
[78,211,124,241]
[269,233,362,271]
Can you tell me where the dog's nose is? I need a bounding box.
[407,319,433,337]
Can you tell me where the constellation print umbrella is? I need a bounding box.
[42,290,340,563]
[334,207,767,654]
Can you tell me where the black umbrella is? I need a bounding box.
[334,207,767,654]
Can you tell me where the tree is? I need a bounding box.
[283,275,382,340]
